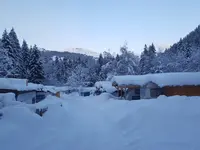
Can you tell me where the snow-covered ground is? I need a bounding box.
[1,94,200,150]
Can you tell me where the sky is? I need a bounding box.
[0,0,200,55]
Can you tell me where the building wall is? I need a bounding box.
[163,86,200,96]
[126,88,140,100]
[141,82,160,99]
[140,88,151,99]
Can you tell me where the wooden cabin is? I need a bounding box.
[0,78,47,104]
[112,72,200,100]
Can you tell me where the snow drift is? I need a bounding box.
[1,94,200,150]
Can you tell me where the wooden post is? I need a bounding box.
[120,88,123,99]
[124,87,127,99]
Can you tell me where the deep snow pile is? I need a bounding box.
[95,81,116,93]
[0,93,19,109]
[1,94,200,150]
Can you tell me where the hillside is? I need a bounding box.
[64,48,99,57]
[166,25,200,54]
[41,49,96,61]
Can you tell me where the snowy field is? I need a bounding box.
[1,93,200,150]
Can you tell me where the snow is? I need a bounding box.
[43,85,76,94]
[17,91,36,104]
[95,81,116,93]
[1,94,200,150]
[52,55,64,61]
[33,95,63,109]
[64,47,99,57]
[0,93,19,109]
[0,78,43,91]
[112,72,200,87]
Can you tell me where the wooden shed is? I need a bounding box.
[112,72,200,100]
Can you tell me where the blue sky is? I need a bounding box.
[0,0,200,54]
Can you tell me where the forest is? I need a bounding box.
[1,25,200,86]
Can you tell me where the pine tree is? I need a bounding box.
[116,54,120,61]
[1,30,12,57]
[2,28,21,76]
[16,40,30,78]
[8,28,21,61]
[103,51,114,64]
[148,43,157,73]
[54,56,62,82]
[98,54,104,67]
[1,29,14,75]
[139,44,149,74]
[148,43,156,58]
[0,40,12,77]
[29,45,44,83]
[62,57,70,83]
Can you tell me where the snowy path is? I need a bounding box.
[1,94,200,150]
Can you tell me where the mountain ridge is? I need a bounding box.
[64,48,99,57]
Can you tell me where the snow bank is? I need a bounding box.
[0,78,43,91]
[0,93,19,109]
[117,96,200,150]
[33,95,63,109]
[95,81,116,93]
[112,72,200,87]
[1,95,200,150]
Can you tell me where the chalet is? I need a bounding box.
[95,81,117,96]
[112,72,200,100]
[0,78,47,104]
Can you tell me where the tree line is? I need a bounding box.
[1,25,200,86]
[0,28,44,83]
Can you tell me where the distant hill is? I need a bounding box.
[166,25,200,54]
[40,49,96,61]
[64,48,99,57]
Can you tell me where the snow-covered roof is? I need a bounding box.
[112,72,200,87]
[95,81,117,93]
[43,86,76,94]
[0,78,43,91]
